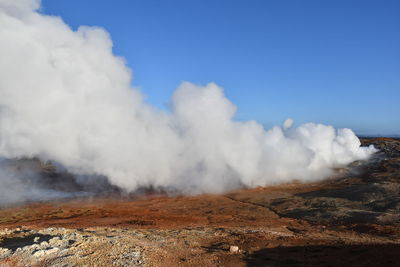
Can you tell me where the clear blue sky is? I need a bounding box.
[40,0,400,136]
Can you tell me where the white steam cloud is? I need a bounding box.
[0,0,376,196]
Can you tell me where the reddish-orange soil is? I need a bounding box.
[0,138,399,266]
[0,182,399,266]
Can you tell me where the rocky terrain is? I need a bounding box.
[0,138,399,266]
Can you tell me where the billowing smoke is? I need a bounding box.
[0,158,96,205]
[0,0,376,199]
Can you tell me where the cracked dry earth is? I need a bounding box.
[0,138,400,266]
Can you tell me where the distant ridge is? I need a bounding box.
[358,134,400,139]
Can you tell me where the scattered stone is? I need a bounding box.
[32,247,59,257]
[0,227,145,266]
[32,249,46,257]
[45,247,60,255]
[0,248,11,258]
[40,241,49,249]
[230,245,239,253]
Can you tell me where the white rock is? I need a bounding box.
[49,237,60,243]
[33,247,60,258]
[50,238,69,248]
[33,250,46,258]
[0,248,11,257]
[45,247,60,255]
[40,241,49,248]
[229,245,239,253]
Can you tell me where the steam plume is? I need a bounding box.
[0,0,376,197]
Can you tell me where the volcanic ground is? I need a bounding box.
[0,138,399,266]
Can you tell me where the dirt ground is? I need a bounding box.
[0,138,399,266]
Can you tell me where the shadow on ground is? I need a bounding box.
[245,244,400,266]
[0,233,54,252]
